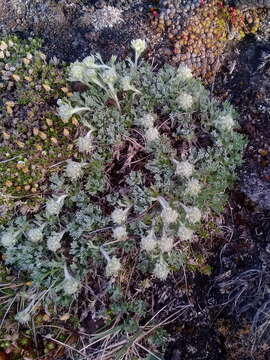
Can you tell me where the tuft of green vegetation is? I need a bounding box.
[0,38,247,359]
[0,36,78,224]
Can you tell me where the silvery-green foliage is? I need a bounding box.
[124,171,152,213]
[84,154,107,195]
[0,46,247,315]
[1,228,21,247]
[4,242,63,288]
[49,173,67,192]
[67,203,107,240]
[27,225,45,243]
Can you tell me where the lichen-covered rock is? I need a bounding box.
[232,0,270,9]
[152,0,261,80]
[241,172,270,209]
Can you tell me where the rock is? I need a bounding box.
[241,172,270,210]
[232,0,270,9]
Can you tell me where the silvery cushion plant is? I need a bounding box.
[0,39,246,331]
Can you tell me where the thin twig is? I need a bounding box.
[135,342,163,360]
[0,155,22,164]
[37,324,94,337]
[123,135,145,150]
[41,335,87,357]
[48,160,67,169]
[0,296,17,330]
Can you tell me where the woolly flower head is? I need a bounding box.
[57,99,89,123]
[1,229,20,247]
[111,207,129,225]
[82,55,99,68]
[27,225,45,243]
[46,194,66,217]
[173,159,194,178]
[131,39,147,57]
[121,76,141,94]
[82,54,112,72]
[141,229,157,253]
[138,113,156,129]
[157,197,178,225]
[185,178,202,196]
[65,160,85,181]
[113,226,128,241]
[215,113,235,132]
[106,256,121,277]
[177,64,193,80]
[69,61,85,82]
[161,207,179,225]
[159,233,174,253]
[63,265,80,295]
[15,309,31,324]
[153,258,170,280]
[121,76,131,90]
[145,127,159,143]
[183,205,202,224]
[101,68,118,85]
[76,132,94,154]
[0,41,8,51]
[176,92,193,111]
[178,224,194,241]
[47,231,65,252]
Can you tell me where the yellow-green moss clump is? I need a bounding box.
[0,36,81,223]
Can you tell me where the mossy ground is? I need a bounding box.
[0,36,86,225]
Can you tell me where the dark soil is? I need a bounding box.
[0,0,156,63]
